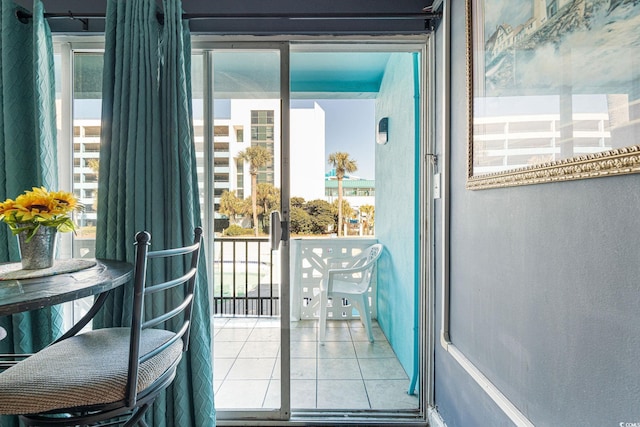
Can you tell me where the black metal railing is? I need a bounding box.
[212,237,280,316]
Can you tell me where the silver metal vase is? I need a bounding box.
[17,226,57,270]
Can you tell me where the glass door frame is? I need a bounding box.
[193,37,433,424]
[286,40,433,422]
[56,35,434,424]
[193,41,292,422]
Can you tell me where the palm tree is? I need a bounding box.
[328,152,357,236]
[359,204,375,235]
[255,182,280,232]
[219,190,244,225]
[237,146,272,236]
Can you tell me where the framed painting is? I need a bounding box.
[466,0,640,189]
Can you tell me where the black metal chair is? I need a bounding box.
[0,227,203,426]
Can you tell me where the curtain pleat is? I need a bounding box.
[0,1,63,426]
[96,0,215,425]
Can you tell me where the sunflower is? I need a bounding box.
[14,189,55,222]
[50,190,79,214]
[0,199,17,217]
[0,187,82,241]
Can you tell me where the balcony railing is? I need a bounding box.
[212,236,379,321]
[212,237,279,316]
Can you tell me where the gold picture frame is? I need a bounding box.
[466,0,640,190]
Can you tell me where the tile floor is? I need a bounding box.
[213,317,419,411]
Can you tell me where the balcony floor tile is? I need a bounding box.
[213,317,418,412]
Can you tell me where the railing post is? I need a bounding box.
[269,243,274,316]
[244,240,249,315]
[257,240,262,316]
[212,237,279,318]
[232,240,237,316]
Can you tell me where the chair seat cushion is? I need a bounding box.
[0,327,183,415]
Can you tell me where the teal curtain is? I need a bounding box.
[95,0,215,425]
[0,1,63,426]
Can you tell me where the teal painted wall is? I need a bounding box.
[374,53,416,375]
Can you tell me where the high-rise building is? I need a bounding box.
[73,99,328,222]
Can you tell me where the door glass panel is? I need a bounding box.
[209,50,283,412]
[207,44,424,418]
[53,48,109,334]
[72,53,103,259]
[289,48,421,412]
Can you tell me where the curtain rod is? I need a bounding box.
[16,10,441,22]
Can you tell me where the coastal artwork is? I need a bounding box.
[469,0,640,181]
[478,0,640,94]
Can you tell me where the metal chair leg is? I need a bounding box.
[123,402,152,427]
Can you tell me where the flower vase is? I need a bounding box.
[17,226,57,270]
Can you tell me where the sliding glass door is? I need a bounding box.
[192,43,290,421]
[287,44,424,415]
[56,36,429,425]
[195,40,428,423]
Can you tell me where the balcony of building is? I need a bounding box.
[211,237,420,413]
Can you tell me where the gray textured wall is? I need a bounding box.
[434,1,640,426]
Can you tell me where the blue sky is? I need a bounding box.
[292,99,376,180]
[316,99,376,180]
[77,97,377,180]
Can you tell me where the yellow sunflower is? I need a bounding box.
[0,187,81,241]
[0,199,17,217]
[14,188,55,222]
[50,190,78,215]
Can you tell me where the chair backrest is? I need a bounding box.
[355,243,383,290]
[361,243,383,266]
[329,243,383,293]
[126,226,203,407]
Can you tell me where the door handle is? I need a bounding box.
[270,211,283,251]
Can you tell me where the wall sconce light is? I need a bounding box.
[376,117,389,145]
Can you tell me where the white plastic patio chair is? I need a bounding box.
[319,243,383,343]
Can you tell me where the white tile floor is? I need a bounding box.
[213,317,419,411]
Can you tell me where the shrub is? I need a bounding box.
[223,224,254,236]
[290,206,313,234]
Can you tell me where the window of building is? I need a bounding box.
[236,158,244,194]
[250,110,275,184]
[213,142,229,152]
[83,126,101,137]
[214,157,229,167]
[214,125,229,137]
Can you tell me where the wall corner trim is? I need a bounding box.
[439,331,450,350]
[428,405,448,427]
[440,339,535,427]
